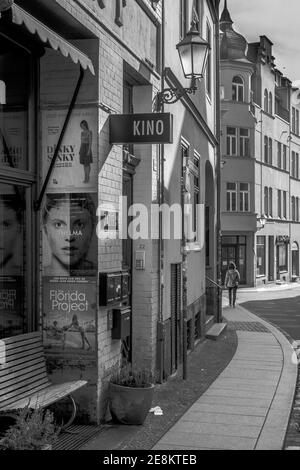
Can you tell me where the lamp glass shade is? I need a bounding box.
[177,31,209,79]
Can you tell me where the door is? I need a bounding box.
[221,239,247,284]
[171,264,181,373]
[0,182,34,339]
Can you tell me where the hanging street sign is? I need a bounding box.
[109,113,173,144]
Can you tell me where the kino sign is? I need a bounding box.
[109,113,173,144]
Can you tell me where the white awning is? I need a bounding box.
[11,5,95,75]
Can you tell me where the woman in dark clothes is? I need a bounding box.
[79,120,93,183]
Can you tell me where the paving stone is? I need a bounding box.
[179,412,265,427]
[156,432,256,450]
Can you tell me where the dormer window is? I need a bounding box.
[232,76,244,102]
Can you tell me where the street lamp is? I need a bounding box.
[156,17,210,109]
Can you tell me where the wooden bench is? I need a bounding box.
[0,332,87,429]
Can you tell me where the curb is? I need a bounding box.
[229,304,298,450]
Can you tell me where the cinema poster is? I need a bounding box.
[42,192,97,278]
[41,108,98,192]
[0,276,24,338]
[42,276,96,352]
[0,111,27,170]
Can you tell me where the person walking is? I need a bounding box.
[225,261,240,307]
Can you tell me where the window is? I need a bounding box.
[278,244,288,271]
[292,151,295,177]
[226,183,237,211]
[292,196,296,221]
[278,190,282,218]
[264,187,269,216]
[193,0,202,32]
[264,89,268,113]
[268,138,273,165]
[257,236,266,276]
[232,76,244,102]
[180,0,188,39]
[226,127,237,156]
[297,197,300,222]
[292,107,299,135]
[264,186,273,217]
[227,127,250,157]
[283,191,287,218]
[239,183,250,212]
[291,151,299,178]
[240,128,250,157]
[269,92,273,115]
[277,142,282,169]
[192,153,200,235]
[205,22,212,97]
[264,136,268,163]
[269,187,273,217]
[283,145,287,170]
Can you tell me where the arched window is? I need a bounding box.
[269,92,273,115]
[232,76,244,102]
[264,89,268,112]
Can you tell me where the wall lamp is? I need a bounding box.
[156,17,210,109]
[257,215,267,230]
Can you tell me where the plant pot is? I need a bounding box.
[108,382,154,425]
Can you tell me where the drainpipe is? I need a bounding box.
[157,0,165,383]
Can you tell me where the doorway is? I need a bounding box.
[221,236,246,284]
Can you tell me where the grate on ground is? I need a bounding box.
[227,321,271,333]
[53,425,104,450]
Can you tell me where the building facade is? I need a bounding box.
[0,0,220,423]
[220,1,300,287]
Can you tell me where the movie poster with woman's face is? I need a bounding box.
[42,192,97,352]
[41,108,98,192]
[42,192,97,277]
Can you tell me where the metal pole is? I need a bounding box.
[215,5,222,323]
[182,156,188,380]
[156,0,166,383]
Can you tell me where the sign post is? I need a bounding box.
[109,113,173,145]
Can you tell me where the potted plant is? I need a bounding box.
[0,406,60,450]
[108,365,156,425]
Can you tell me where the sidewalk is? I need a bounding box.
[152,304,298,450]
[238,281,300,293]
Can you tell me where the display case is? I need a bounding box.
[99,272,122,306]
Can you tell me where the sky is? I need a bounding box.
[224,0,300,84]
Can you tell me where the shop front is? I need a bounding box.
[0,3,101,422]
